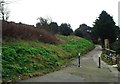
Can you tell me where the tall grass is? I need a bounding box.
[2,21,59,44]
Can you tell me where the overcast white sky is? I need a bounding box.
[7,0,119,30]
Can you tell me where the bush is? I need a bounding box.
[2,21,59,44]
[74,29,83,37]
[59,23,73,36]
[110,42,120,54]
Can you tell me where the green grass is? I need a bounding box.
[101,53,113,65]
[2,35,95,82]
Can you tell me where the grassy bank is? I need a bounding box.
[101,53,113,65]
[2,35,94,82]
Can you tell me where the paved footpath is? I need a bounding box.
[18,45,119,83]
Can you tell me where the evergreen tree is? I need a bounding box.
[93,10,117,48]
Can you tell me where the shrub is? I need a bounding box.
[2,21,59,44]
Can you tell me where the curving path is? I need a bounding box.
[17,45,119,83]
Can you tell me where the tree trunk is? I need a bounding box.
[101,38,105,49]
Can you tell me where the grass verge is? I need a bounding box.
[101,52,113,65]
[2,35,95,83]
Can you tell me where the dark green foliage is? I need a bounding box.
[74,29,83,37]
[74,24,92,41]
[110,26,120,54]
[93,10,117,45]
[116,26,120,42]
[110,42,120,54]
[32,17,75,36]
[116,26,119,36]
[59,23,73,36]
[91,29,99,44]
[49,22,59,34]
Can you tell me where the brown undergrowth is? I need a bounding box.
[2,21,60,44]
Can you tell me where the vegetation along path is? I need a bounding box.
[18,45,119,82]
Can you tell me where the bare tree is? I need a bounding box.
[0,0,10,21]
[36,17,52,31]
[36,16,52,27]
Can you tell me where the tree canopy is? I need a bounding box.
[74,24,92,40]
[36,17,50,27]
[93,10,117,45]
[59,23,73,36]
[0,0,10,21]
[74,28,83,37]
[36,17,52,31]
[49,22,59,34]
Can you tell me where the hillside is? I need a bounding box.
[2,21,59,44]
[2,21,95,83]
[2,35,94,83]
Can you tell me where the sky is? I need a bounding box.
[7,0,120,30]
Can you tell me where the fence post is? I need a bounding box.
[98,56,101,68]
[78,53,80,67]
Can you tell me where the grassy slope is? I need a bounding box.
[2,35,94,82]
[101,53,113,65]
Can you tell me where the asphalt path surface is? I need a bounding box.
[17,45,119,83]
